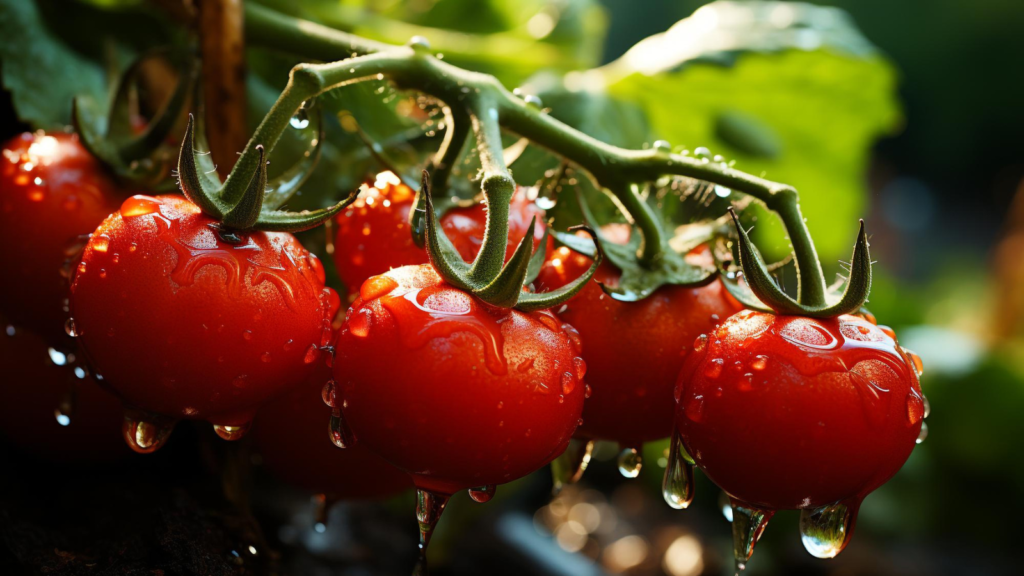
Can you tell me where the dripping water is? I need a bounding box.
[550,438,594,495]
[662,430,695,509]
[617,446,643,478]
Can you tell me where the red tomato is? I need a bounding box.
[69,195,338,451]
[253,362,411,500]
[0,319,127,462]
[332,177,549,297]
[0,132,121,344]
[332,265,585,495]
[535,234,744,448]
[675,310,923,510]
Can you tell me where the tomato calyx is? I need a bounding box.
[422,170,602,311]
[177,114,357,234]
[550,178,718,302]
[72,49,198,189]
[723,207,872,317]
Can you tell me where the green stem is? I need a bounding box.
[241,5,829,307]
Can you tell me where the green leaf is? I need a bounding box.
[0,0,106,128]
[603,1,901,260]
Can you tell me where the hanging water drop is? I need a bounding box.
[730,499,774,573]
[329,409,355,448]
[617,446,643,478]
[64,318,78,337]
[312,493,332,528]
[122,411,175,454]
[916,421,929,444]
[213,421,252,441]
[662,430,695,509]
[414,488,450,576]
[922,395,930,418]
[799,500,858,559]
[550,438,594,494]
[468,485,496,503]
[322,380,337,407]
[407,35,431,51]
[290,105,310,130]
[653,140,672,154]
[694,146,712,160]
[524,94,543,109]
[54,385,76,427]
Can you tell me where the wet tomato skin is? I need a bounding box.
[332,179,549,297]
[70,195,338,426]
[0,132,121,344]
[675,310,924,510]
[535,241,744,447]
[252,362,411,499]
[0,321,128,462]
[333,265,585,495]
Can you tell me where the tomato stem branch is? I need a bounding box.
[242,5,828,306]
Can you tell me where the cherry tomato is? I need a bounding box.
[332,265,585,495]
[69,195,338,451]
[253,362,411,499]
[332,176,549,297]
[535,232,743,448]
[0,319,127,462]
[675,310,924,510]
[0,132,121,344]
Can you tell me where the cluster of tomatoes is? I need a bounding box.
[0,130,927,570]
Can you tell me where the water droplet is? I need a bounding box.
[550,439,594,494]
[906,391,924,424]
[715,185,732,198]
[322,380,337,407]
[662,431,695,509]
[904,348,924,377]
[360,275,399,301]
[617,447,643,478]
[47,347,68,366]
[213,422,252,441]
[304,343,320,364]
[584,384,592,398]
[329,410,355,448]
[560,372,575,395]
[693,334,708,353]
[64,318,78,337]
[289,109,310,130]
[312,493,331,528]
[524,94,544,109]
[916,421,929,444]
[349,308,373,338]
[120,195,162,218]
[751,355,768,371]
[563,323,583,353]
[704,358,724,379]
[684,395,705,422]
[122,411,175,454]
[92,234,110,253]
[242,330,253,341]
[407,35,431,50]
[468,485,496,503]
[730,500,774,573]
[260,352,272,363]
[653,139,671,153]
[799,500,858,558]
[573,357,587,379]
[694,146,711,160]
[922,395,931,419]
[415,488,450,574]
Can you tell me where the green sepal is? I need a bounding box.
[569,184,715,302]
[222,145,267,230]
[711,235,772,313]
[409,170,430,249]
[516,226,603,313]
[729,209,871,318]
[525,225,550,285]
[423,174,474,291]
[254,189,359,233]
[474,217,537,308]
[177,114,227,219]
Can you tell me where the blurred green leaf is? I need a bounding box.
[602,1,901,259]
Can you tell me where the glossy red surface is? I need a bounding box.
[0,132,120,344]
[536,239,743,447]
[675,310,923,509]
[333,265,584,495]
[70,195,337,427]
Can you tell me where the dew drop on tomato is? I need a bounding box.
[799,499,858,559]
[693,333,708,353]
[917,421,929,444]
[349,308,372,338]
[304,343,320,364]
[906,390,925,424]
[468,484,496,503]
[704,358,724,379]
[120,195,162,218]
[322,380,337,408]
[560,372,575,395]
[360,274,399,301]
[122,411,175,454]
[213,421,252,441]
[751,354,768,371]
[573,357,587,380]
[64,318,78,338]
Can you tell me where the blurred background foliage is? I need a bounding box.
[1,0,1023,575]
